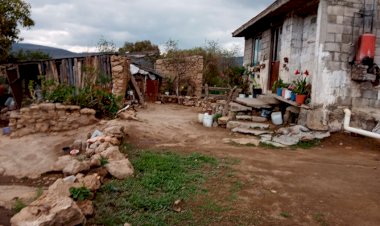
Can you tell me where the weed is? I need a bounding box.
[292,139,321,149]
[90,151,219,226]
[69,186,93,201]
[280,211,291,218]
[12,198,26,213]
[100,156,109,166]
[314,213,329,226]
[259,142,280,149]
[120,143,136,154]
[35,187,43,200]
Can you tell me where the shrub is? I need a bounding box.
[69,186,93,201]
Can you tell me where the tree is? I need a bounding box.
[97,36,117,53]
[0,0,34,63]
[118,40,160,55]
[10,49,51,61]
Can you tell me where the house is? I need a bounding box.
[233,0,380,131]
[129,63,162,103]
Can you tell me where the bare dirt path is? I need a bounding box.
[1,103,379,225]
[124,103,380,226]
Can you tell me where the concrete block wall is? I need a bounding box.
[312,0,380,111]
[243,38,253,66]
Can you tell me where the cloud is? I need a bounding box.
[20,0,273,54]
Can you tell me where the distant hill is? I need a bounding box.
[11,43,81,59]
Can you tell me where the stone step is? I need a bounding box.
[234,98,272,109]
[257,94,281,105]
[235,115,268,122]
[227,121,270,130]
[236,115,252,121]
[223,137,260,146]
[229,102,252,112]
[232,127,273,136]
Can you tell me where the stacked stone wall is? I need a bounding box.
[111,56,130,99]
[9,103,97,137]
[155,55,204,97]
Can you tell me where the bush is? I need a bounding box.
[69,186,93,201]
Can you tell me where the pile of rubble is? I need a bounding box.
[10,123,134,225]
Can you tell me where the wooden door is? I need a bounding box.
[146,79,159,102]
[269,26,282,90]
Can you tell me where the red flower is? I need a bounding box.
[304,70,309,76]
[294,69,300,75]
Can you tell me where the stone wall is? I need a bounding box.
[111,56,130,99]
[9,103,97,137]
[155,56,204,97]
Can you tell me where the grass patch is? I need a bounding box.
[280,211,291,218]
[314,213,329,226]
[12,198,26,213]
[120,143,136,154]
[292,139,321,149]
[90,151,219,226]
[100,156,109,166]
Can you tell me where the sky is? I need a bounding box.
[20,0,273,54]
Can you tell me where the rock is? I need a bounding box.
[90,157,101,168]
[218,116,230,125]
[80,108,96,115]
[232,127,272,136]
[236,115,252,121]
[77,174,101,191]
[105,159,134,179]
[297,109,309,126]
[229,102,252,112]
[251,116,268,122]
[260,134,273,142]
[104,125,125,139]
[118,111,139,121]
[76,200,94,216]
[85,148,95,157]
[95,142,110,154]
[100,146,125,161]
[306,109,329,131]
[72,139,86,152]
[313,132,331,140]
[10,194,85,226]
[260,140,286,148]
[39,103,56,111]
[48,178,80,197]
[273,135,300,146]
[0,167,5,175]
[52,155,74,171]
[109,137,120,146]
[227,121,270,130]
[63,159,91,175]
[124,223,132,226]
[329,119,343,132]
[224,137,261,146]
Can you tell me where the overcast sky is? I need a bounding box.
[20,0,273,54]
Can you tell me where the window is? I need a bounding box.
[252,36,262,66]
[272,26,282,61]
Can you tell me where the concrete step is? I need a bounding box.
[232,127,273,136]
[229,102,252,112]
[227,121,270,130]
[234,98,272,109]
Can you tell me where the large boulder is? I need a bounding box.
[76,200,94,216]
[52,155,74,171]
[100,146,125,161]
[105,159,134,179]
[63,159,91,175]
[77,174,101,191]
[47,178,80,197]
[10,194,85,226]
[103,125,125,139]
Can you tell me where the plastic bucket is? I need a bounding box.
[203,113,213,128]
[271,112,283,125]
[276,88,282,96]
[198,113,204,123]
[239,94,246,98]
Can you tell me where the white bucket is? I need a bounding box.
[284,89,292,100]
[203,113,213,128]
[248,95,253,98]
[271,112,283,125]
[239,94,246,98]
[198,113,204,123]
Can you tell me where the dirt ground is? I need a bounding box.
[1,103,380,225]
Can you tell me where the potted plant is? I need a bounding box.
[272,78,285,96]
[293,70,310,105]
[252,75,262,98]
[287,83,297,101]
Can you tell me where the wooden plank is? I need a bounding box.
[131,75,145,105]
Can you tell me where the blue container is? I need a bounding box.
[276,88,282,96]
[2,127,11,135]
[290,92,296,101]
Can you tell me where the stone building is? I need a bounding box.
[155,55,204,97]
[233,0,380,131]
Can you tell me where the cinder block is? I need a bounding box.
[362,90,378,99]
[324,42,341,52]
[328,5,344,16]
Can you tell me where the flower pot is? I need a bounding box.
[296,94,307,105]
[284,89,292,100]
[276,88,282,96]
[252,88,262,98]
[282,88,286,97]
[290,92,296,101]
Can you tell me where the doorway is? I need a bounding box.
[269,26,282,90]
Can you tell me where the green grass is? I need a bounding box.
[314,213,329,226]
[90,150,219,226]
[292,139,321,149]
[12,198,26,213]
[100,156,109,166]
[280,211,291,218]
